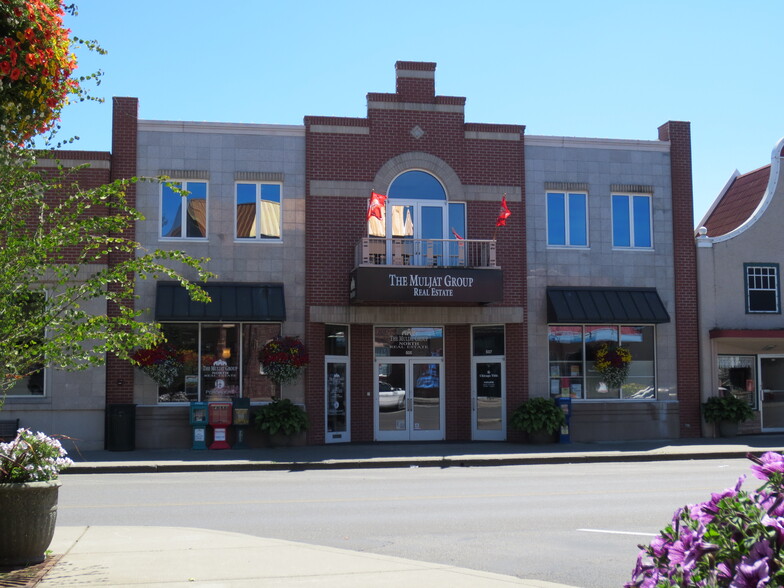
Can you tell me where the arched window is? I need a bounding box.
[368,170,465,242]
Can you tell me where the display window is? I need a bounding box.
[154,322,280,403]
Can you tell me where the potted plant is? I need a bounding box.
[260,336,309,386]
[702,394,754,437]
[594,343,632,390]
[253,399,309,447]
[509,397,565,444]
[130,343,184,388]
[0,428,73,566]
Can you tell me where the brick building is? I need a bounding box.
[2,61,702,449]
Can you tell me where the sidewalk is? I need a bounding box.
[42,526,574,587]
[41,435,784,587]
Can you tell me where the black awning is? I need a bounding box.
[155,282,286,322]
[546,287,670,324]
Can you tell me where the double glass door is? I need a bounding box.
[376,359,444,441]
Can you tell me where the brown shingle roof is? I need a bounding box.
[703,165,771,237]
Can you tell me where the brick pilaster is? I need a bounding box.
[659,121,701,437]
[105,97,138,405]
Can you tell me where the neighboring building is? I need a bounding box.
[1,61,703,449]
[696,138,784,434]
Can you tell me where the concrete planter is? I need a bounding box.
[0,480,61,566]
[718,421,740,438]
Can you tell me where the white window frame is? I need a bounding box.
[611,193,653,249]
[746,263,780,314]
[160,180,209,241]
[546,191,589,248]
[234,181,283,242]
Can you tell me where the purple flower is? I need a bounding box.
[749,452,784,482]
[730,540,771,587]
[668,525,717,575]
[693,476,746,524]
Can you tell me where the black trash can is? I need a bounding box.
[105,404,136,451]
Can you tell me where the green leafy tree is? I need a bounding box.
[0,2,212,397]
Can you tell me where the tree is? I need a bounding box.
[0,1,212,396]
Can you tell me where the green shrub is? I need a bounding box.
[509,397,565,434]
[702,394,753,424]
[253,399,309,436]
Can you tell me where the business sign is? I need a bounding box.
[350,267,503,303]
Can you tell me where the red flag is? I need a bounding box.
[496,195,511,227]
[451,227,464,240]
[366,191,387,221]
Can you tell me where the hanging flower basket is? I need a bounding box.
[594,343,632,389]
[260,336,309,385]
[130,344,184,388]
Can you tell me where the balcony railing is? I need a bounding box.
[356,238,497,268]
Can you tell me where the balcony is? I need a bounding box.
[350,238,503,304]
[355,238,497,268]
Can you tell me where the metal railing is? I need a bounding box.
[356,238,497,268]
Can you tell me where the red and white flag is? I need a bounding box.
[451,227,464,240]
[496,195,511,227]
[366,191,387,221]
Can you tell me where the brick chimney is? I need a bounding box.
[395,61,437,103]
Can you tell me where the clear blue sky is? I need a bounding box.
[57,0,784,224]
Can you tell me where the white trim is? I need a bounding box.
[708,138,784,244]
[139,120,305,137]
[526,135,669,152]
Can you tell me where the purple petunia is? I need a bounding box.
[749,451,784,482]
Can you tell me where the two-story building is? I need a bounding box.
[1,61,702,449]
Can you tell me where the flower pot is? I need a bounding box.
[717,421,739,438]
[0,480,61,566]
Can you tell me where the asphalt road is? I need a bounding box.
[56,457,754,587]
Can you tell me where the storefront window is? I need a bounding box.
[156,322,280,403]
[718,355,757,409]
[548,325,656,400]
[374,327,444,358]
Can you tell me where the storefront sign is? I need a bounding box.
[350,267,502,303]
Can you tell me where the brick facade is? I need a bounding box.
[305,61,526,443]
[659,121,701,437]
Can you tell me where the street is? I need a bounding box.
[57,457,754,587]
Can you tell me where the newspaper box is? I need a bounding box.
[189,402,208,450]
[232,397,251,450]
[208,401,233,450]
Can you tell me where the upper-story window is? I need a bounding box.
[746,263,780,313]
[612,193,652,249]
[368,170,465,240]
[161,181,208,239]
[547,191,587,247]
[235,182,282,240]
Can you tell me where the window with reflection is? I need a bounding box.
[718,355,757,409]
[155,322,280,403]
[161,181,207,239]
[236,182,282,240]
[473,325,505,356]
[548,324,656,400]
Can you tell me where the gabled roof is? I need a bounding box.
[702,165,770,237]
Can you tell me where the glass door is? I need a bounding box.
[376,359,443,441]
[386,201,445,266]
[760,356,784,431]
[472,359,505,440]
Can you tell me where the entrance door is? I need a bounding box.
[472,358,505,440]
[376,359,444,441]
[760,356,784,431]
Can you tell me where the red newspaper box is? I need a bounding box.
[208,402,233,450]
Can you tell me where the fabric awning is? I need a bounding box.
[546,287,670,324]
[155,282,286,322]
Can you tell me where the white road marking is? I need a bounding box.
[577,528,656,537]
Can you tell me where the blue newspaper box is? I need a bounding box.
[189,402,208,450]
[556,397,571,443]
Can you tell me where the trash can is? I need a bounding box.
[105,404,136,451]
